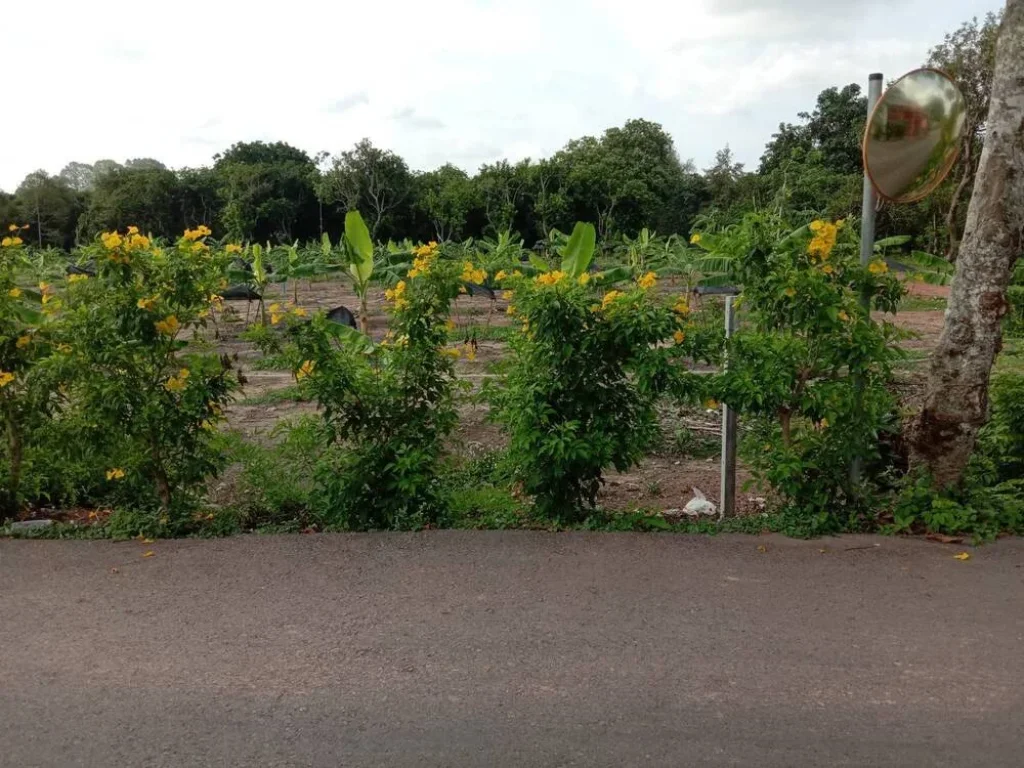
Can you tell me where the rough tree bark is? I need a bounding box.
[909,0,1024,487]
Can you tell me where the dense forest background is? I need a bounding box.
[0,14,997,258]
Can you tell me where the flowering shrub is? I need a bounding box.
[62,227,238,517]
[287,245,467,529]
[491,228,711,520]
[702,213,905,532]
[0,226,70,518]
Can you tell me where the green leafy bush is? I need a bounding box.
[491,223,711,521]
[0,228,71,518]
[894,372,1024,539]
[287,240,466,529]
[63,226,239,518]
[703,213,905,533]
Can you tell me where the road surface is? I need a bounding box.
[2,532,1023,767]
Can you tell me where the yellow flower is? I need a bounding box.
[67,273,89,284]
[495,270,508,281]
[673,330,686,344]
[296,360,316,380]
[578,272,591,285]
[191,241,208,253]
[184,224,212,242]
[127,226,139,235]
[106,468,126,481]
[101,231,123,250]
[784,287,797,298]
[0,371,14,388]
[506,304,516,316]
[807,220,838,260]
[10,237,22,246]
[137,295,158,311]
[225,243,242,254]
[8,288,21,298]
[6,224,16,232]
[384,281,407,302]
[163,368,190,392]
[268,303,284,325]
[460,261,487,284]
[292,307,307,318]
[868,259,889,275]
[838,310,850,322]
[1,238,11,248]
[154,315,180,336]
[672,297,690,315]
[821,264,835,275]
[690,233,701,245]
[16,335,31,349]
[638,271,657,290]
[128,233,151,250]
[463,343,477,362]
[601,290,623,309]
[535,270,567,287]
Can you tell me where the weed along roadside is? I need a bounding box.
[0,208,1019,545]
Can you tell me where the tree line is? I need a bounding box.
[0,14,997,257]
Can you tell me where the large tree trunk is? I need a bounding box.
[909,0,1024,487]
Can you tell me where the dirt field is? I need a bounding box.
[199,278,947,516]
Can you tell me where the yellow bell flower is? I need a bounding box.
[638,271,657,290]
[154,315,180,336]
[0,371,15,388]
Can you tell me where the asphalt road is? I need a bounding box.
[2,532,1023,767]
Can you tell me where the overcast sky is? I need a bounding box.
[1,0,1003,192]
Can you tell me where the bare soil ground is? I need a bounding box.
[201,278,945,514]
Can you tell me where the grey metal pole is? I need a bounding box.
[720,295,738,518]
[852,72,884,485]
[859,73,884,279]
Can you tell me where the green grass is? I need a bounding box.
[898,295,947,312]
[449,323,516,342]
[246,354,293,371]
[238,384,310,405]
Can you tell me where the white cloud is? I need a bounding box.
[0,0,1003,191]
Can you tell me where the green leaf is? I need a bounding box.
[529,254,550,273]
[874,235,912,250]
[560,222,597,277]
[252,244,267,284]
[594,266,632,284]
[323,320,374,352]
[345,210,374,285]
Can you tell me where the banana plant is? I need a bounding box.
[344,210,374,334]
[873,236,953,285]
[529,222,597,278]
[226,244,272,326]
[269,242,320,304]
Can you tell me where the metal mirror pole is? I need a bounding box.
[720,295,738,517]
[859,73,884,280]
[851,72,884,485]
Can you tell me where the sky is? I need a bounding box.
[0,0,1004,192]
